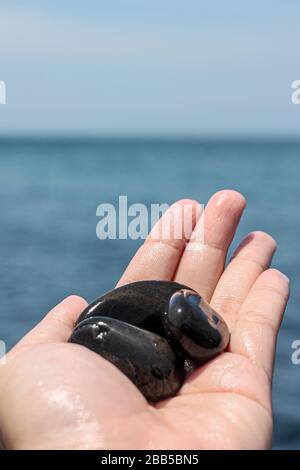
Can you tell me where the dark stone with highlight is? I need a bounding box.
[71,315,184,402]
[69,281,230,402]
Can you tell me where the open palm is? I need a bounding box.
[0,190,289,449]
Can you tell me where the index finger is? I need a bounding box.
[117,199,201,287]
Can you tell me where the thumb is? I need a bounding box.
[12,295,87,351]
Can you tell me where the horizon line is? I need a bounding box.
[1,133,300,143]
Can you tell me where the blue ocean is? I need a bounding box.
[0,138,299,449]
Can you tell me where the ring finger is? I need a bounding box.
[175,190,246,301]
[210,231,277,330]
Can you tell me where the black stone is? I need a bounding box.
[70,315,184,402]
[69,280,230,402]
[163,289,230,364]
[75,280,190,338]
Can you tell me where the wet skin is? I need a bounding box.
[69,280,230,402]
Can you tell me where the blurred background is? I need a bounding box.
[0,0,300,449]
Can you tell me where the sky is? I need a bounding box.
[0,0,300,136]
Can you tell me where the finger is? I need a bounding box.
[12,296,88,350]
[175,190,246,301]
[230,269,289,380]
[210,231,277,330]
[117,199,201,287]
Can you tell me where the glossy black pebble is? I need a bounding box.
[71,316,184,402]
[163,289,230,364]
[69,281,230,402]
[75,280,190,337]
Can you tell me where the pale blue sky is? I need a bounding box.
[0,1,300,136]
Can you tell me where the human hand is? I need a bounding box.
[0,190,289,449]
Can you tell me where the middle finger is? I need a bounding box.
[175,190,246,301]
